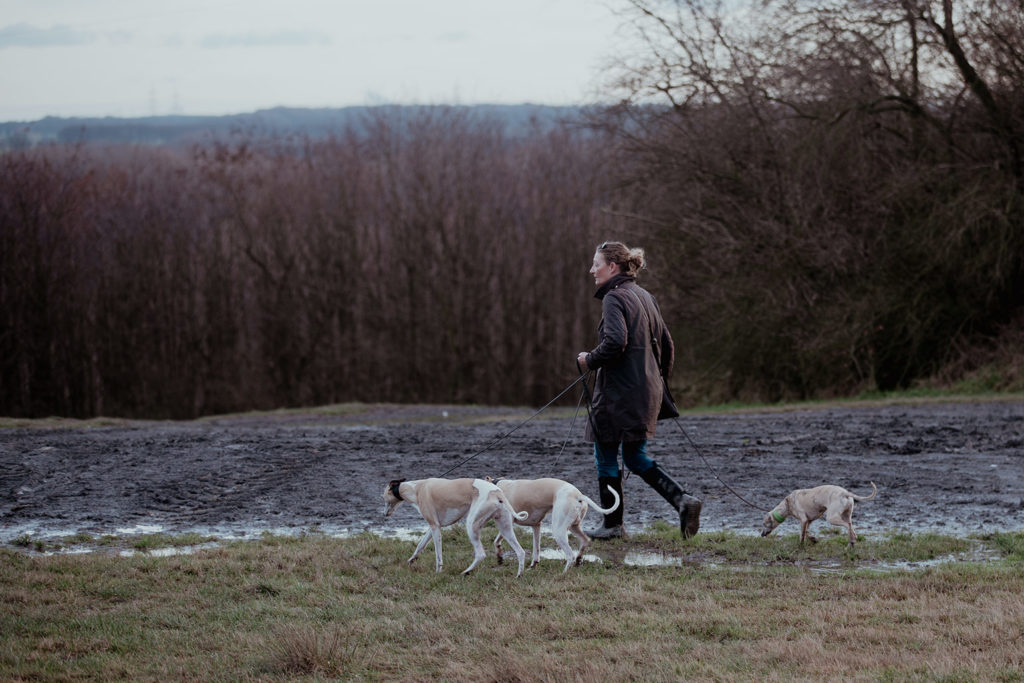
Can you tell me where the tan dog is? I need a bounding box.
[383,477,529,576]
[492,478,620,572]
[761,482,877,545]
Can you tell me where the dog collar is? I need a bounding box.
[389,479,406,501]
[771,510,785,524]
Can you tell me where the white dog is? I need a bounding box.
[492,477,620,572]
[383,477,529,576]
[761,482,878,546]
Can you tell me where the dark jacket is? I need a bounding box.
[584,274,675,443]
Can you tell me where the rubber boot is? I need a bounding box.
[638,462,701,538]
[588,475,624,540]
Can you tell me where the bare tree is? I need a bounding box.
[0,108,616,418]
[597,0,1024,400]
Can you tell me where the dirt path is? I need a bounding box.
[2,399,1022,544]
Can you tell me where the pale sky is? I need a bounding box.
[0,0,626,122]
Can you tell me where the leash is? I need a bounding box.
[573,362,626,481]
[663,403,768,511]
[437,373,588,478]
[577,360,765,511]
[574,362,603,447]
[546,385,587,478]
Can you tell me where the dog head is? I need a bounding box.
[383,478,406,516]
[761,505,786,536]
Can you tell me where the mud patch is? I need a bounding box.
[2,400,1023,546]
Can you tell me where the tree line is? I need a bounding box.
[3,0,1023,418]
[1,109,619,418]
[596,0,1024,403]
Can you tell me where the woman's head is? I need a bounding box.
[591,241,646,286]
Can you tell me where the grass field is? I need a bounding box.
[2,528,1023,681]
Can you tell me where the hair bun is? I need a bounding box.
[628,247,646,272]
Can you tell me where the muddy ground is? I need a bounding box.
[2,399,1023,546]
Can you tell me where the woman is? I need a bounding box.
[576,241,701,539]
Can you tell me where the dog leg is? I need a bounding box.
[554,530,575,573]
[548,510,577,573]
[409,530,433,565]
[431,527,444,572]
[493,511,526,577]
[569,520,590,566]
[493,533,504,565]
[462,514,488,575]
[568,501,591,566]
[826,506,857,546]
[530,525,542,568]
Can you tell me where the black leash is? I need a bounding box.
[575,362,631,481]
[577,363,765,511]
[437,373,588,478]
[662,397,768,511]
[434,363,766,513]
[574,362,603,445]
[547,384,587,477]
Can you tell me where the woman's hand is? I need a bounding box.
[576,352,589,370]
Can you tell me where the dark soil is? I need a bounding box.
[2,399,1023,545]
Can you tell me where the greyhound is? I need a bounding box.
[493,477,621,572]
[761,482,878,546]
[383,477,529,576]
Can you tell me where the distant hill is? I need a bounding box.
[0,104,586,148]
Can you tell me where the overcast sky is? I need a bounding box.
[0,0,626,123]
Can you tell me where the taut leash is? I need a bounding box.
[437,373,588,478]
[663,399,768,511]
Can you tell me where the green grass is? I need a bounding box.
[678,388,1024,416]
[0,415,134,429]
[638,522,976,565]
[5,388,1023,430]
[2,530,1022,680]
[6,532,220,555]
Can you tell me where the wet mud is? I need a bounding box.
[2,400,1023,544]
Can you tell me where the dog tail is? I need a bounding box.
[582,485,621,515]
[852,481,878,501]
[499,495,529,521]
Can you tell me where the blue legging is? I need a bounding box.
[594,439,656,478]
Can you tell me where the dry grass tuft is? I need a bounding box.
[265,624,357,677]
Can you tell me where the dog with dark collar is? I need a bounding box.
[383,477,529,576]
[492,477,620,572]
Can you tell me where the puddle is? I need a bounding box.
[791,541,1005,574]
[0,521,94,543]
[115,524,166,535]
[516,547,689,567]
[537,547,601,564]
[2,519,1011,571]
[118,542,221,558]
[622,550,685,567]
[866,543,1004,572]
[375,526,427,543]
